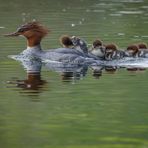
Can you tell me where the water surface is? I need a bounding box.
[0,0,148,148]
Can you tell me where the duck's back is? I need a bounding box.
[47,48,84,56]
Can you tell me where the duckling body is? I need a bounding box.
[90,39,105,59]
[137,43,148,57]
[104,44,125,60]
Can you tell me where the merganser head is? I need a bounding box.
[5,21,49,47]
[137,43,148,50]
[60,35,74,48]
[126,45,139,57]
[90,39,105,58]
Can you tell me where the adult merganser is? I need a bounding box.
[5,22,100,65]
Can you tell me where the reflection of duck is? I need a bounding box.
[92,69,103,79]
[5,22,99,65]
[7,53,47,96]
[126,67,138,72]
[61,71,85,82]
[44,60,88,82]
[91,65,104,79]
[15,72,46,91]
[105,66,117,74]
[7,70,46,96]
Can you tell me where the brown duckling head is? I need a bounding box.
[126,44,139,57]
[60,35,74,48]
[137,43,148,50]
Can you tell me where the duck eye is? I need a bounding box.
[17,28,25,33]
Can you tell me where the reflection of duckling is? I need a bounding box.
[105,66,117,74]
[90,39,105,58]
[127,67,146,72]
[61,72,74,81]
[61,72,83,82]
[92,69,102,79]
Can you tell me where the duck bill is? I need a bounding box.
[4,32,20,37]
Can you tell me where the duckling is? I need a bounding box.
[90,39,105,59]
[60,35,74,48]
[138,43,148,51]
[125,45,139,57]
[105,43,124,60]
[71,36,88,54]
[137,43,148,57]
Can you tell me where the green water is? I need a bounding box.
[0,0,148,148]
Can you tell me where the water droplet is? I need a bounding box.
[118,33,125,36]
[79,21,82,25]
[32,19,36,22]
[82,18,85,21]
[71,24,75,27]
[62,8,66,12]
[0,26,5,29]
[86,9,90,12]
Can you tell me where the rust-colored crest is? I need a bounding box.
[5,21,49,37]
[18,21,49,37]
